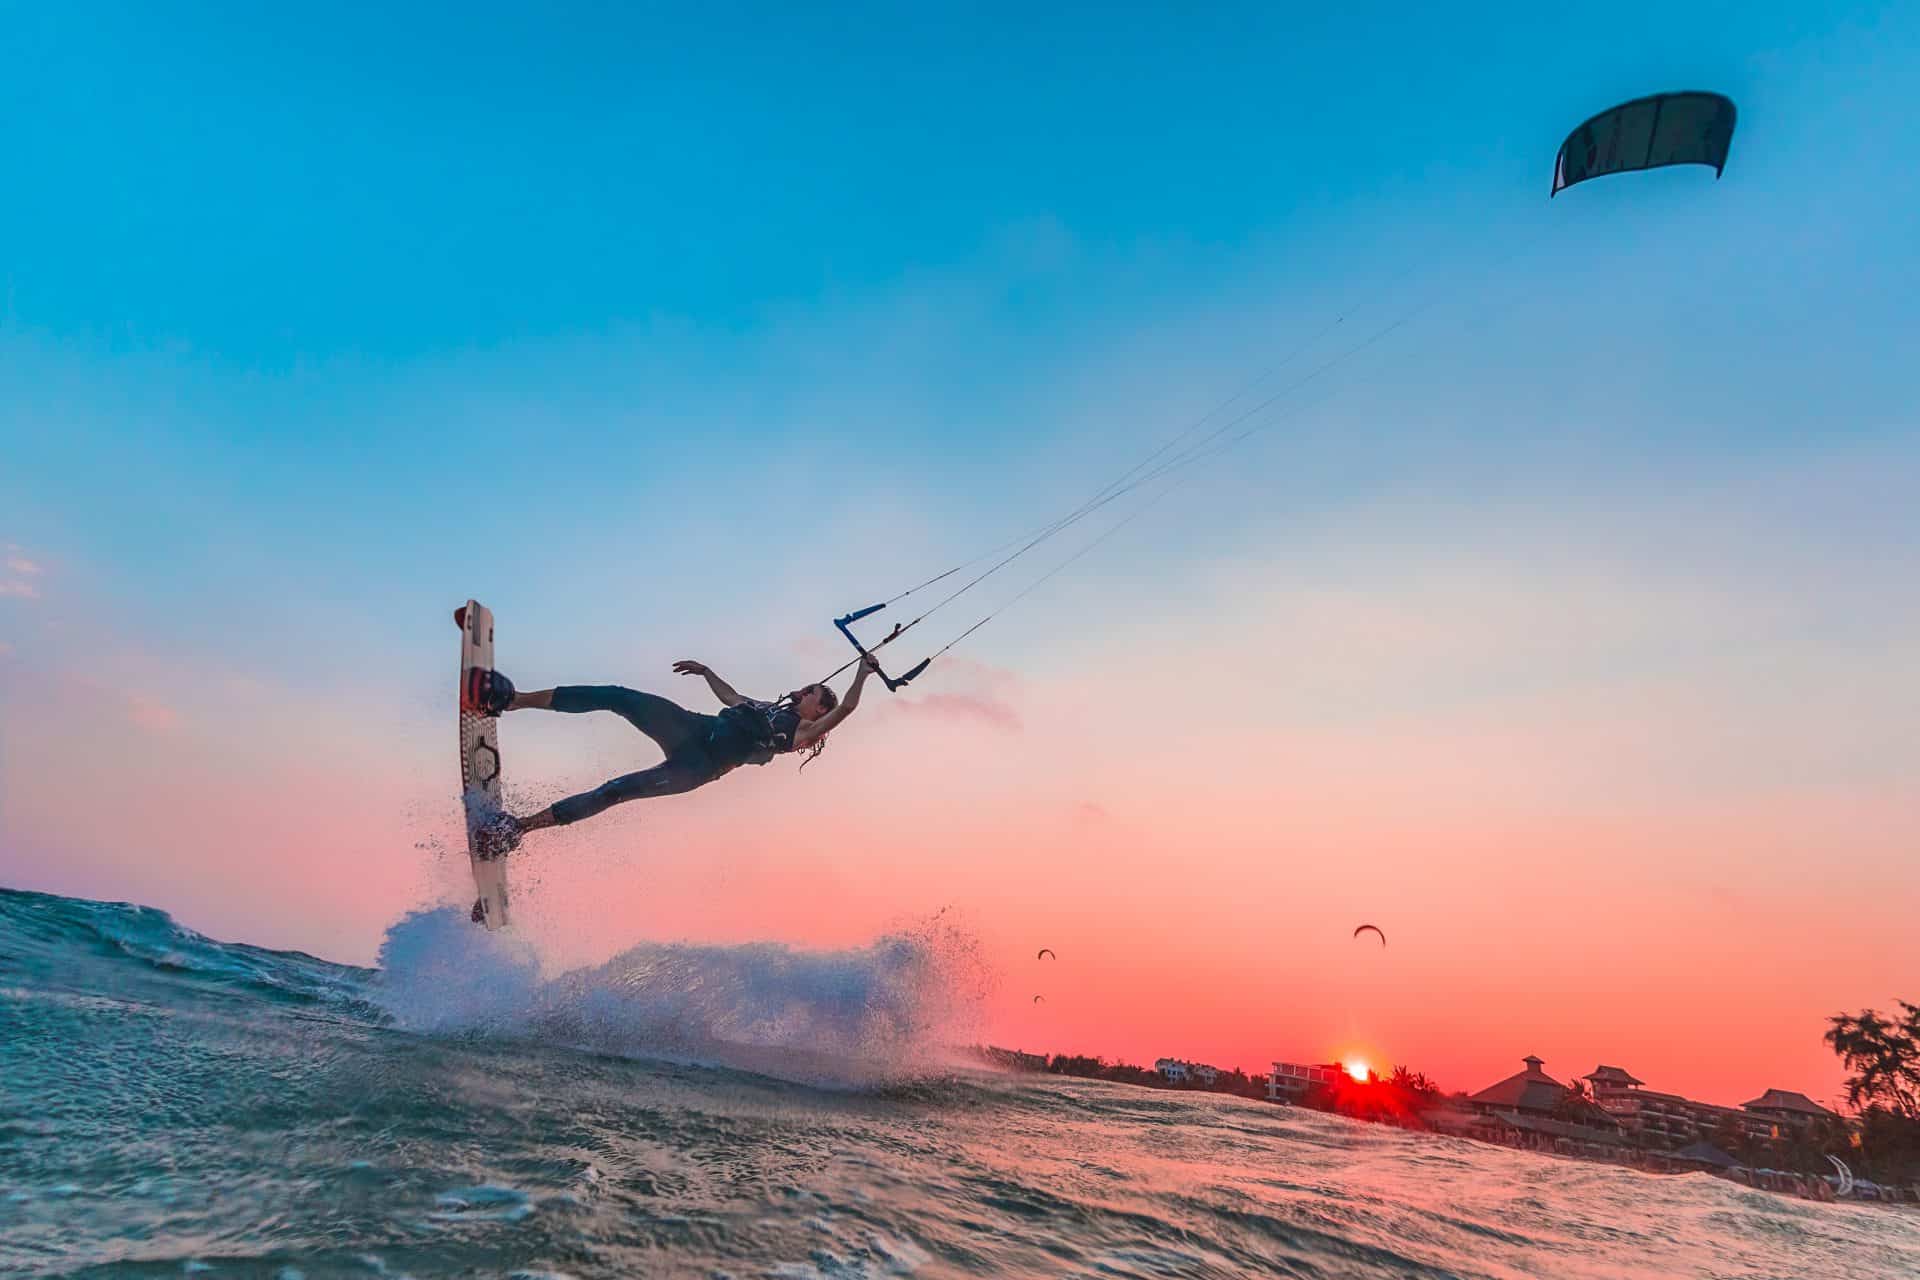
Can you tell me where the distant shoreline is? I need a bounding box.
[974,1046,1917,1210]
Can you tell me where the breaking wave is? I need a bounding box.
[373,905,992,1086]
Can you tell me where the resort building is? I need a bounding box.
[1583,1066,1838,1148]
[1585,1065,1643,1093]
[1156,1058,1220,1085]
[1467,1055,1575,1116]
[1435,1055,1625,1156]
[1740,1089,1840,1135]
[1267,1061,1345,1102]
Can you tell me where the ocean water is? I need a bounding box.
[2,888,1915,1280]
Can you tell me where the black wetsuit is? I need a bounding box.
[547,686,800,826]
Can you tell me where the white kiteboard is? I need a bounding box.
[457,599,511,930]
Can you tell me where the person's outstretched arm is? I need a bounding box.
[793,654,877,750]
[672,660,747,707]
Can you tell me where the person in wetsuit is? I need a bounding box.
[471,651,878,855]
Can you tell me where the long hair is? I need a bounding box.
[795,683,838,771]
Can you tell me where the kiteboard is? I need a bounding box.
[457,599,511,930]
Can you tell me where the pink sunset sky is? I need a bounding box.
[4,422,1913,1109]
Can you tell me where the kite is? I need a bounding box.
[1552,92,1736,197]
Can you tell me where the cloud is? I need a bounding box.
[891,692,1022,732]
[126,695,179,734]
[0,546,43,597]
[0,641,13,659]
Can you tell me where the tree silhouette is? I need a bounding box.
[1388,1066,1440,1101]
[1826,1000,1920,1183]
[1826,1002,1920,1118]
[1551,1079,1609,1126]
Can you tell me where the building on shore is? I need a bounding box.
[1267,1061,1345,1102]
[1585,1065,1643,1093]
[1466,1055,1575,1116]
[1583,1066,1839,1148]
[1741,1089,1841,1136]
[1156,1058,1220,1085]
[1442,1056,1624,1154]
[1397,1054,1889,1204]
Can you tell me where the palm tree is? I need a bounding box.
[1826,1003,1920,1118]
[1826,1001,1920,1183]
[1551,1079,1610,1127]
[1387,1066,1439,1100]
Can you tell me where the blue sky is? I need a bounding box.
[4,0,1916,703]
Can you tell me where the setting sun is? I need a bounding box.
[1344,1059,1371,1083]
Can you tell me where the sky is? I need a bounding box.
[2,2,1917,1107]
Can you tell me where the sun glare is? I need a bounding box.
[1344,1059,1370,1083]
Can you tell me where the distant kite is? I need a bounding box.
[1032,995,1045,1004]
[1036,948,1057,961]
[1353,924,1386,946]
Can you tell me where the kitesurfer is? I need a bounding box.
[470,652,879,853]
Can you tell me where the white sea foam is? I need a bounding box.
[372,906,990,1086]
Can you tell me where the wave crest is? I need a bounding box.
[373,906,992,1086]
